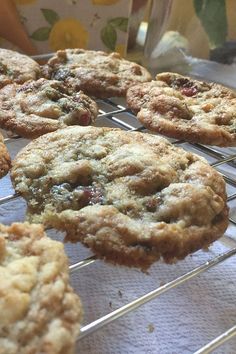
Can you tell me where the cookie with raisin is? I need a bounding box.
[0,78,98,138]
[127,72,236,146]
[11,126,228,270]
[42,49,152,98]
[0,48,40,88]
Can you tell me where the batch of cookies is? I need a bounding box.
[0,47,234,353]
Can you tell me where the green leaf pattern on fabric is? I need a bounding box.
[101,24,117,50]
[101,16,128,51]
[108,17,128,32]
[194,0,227,49]
[30,9,60,42]
[30,27,51,41]
[41,8,60,26]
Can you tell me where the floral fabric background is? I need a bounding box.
[3,0,132,55]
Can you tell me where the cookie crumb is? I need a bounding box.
[147,323,155,333]
[118,290,123,298]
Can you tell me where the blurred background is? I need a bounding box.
[1,0,236,85]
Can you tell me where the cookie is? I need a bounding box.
[0,222,82,354]
[126,72,236,146]
[42,49,152,98]
[0,78,98,138]
[0,131,11,178]
[11,126,228,270]
[0,48,40,88]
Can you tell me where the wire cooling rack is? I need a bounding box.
[1,84,236,352]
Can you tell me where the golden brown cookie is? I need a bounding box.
[0,131,11,178]
[42,49,152,98]
[126,72,236,146]
[0,48,40,88]
[11,126,228,270]
[0,78,98,138]
[0,222,82,354]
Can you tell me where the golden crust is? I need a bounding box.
[42,49,152,98]
[11,126,228,269]
[0,48,40,88]
[0,222,82,354]
[0,79,98,138]
[0,132,11,178]
[126,72,236,146]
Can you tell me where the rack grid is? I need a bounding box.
[0,69,236,353]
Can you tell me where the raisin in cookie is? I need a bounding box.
[42,49,152,98]
[127,72,236,146]
[0,131,11,177]
[0,78,98,138]
[0,48,40,88]
[11,126,228,270]
[0,222,82,354]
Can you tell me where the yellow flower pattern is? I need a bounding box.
[49,18,88,51]
[23,4,129,54]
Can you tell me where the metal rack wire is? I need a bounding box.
[1,96,236,353]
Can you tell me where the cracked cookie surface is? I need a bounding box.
[0,222,82,354]
[43,49,152,98]
[0,131,11,178]
[0,78,98,138]
[0,48,40,88]
[127,72,236,146]
[11,126,228,269]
